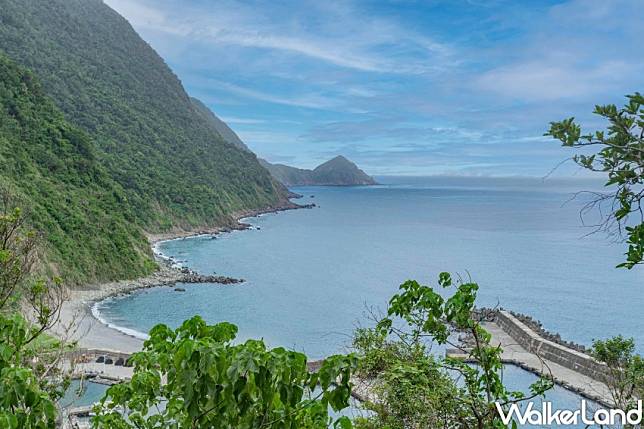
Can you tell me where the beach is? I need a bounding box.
[53,202,305,354]
[54,261,185,354]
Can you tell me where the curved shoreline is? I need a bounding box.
[56,202,307,353]
[90,297,150,341]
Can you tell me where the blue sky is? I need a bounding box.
[105,0,644,176]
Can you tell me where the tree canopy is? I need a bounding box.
[0,201,69,429]
[0,0,288,282]
[92,316,357,429]
[547,93,644,269]
[0,53,154,283]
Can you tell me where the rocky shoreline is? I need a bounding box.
[146,201,315,244]
[91,200,318,302]
[57,200,314,351]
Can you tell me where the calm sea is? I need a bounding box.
[97,176,642,425]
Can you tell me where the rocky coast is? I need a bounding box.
[54,201,314,353]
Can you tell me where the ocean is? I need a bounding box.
[96,176,642,425]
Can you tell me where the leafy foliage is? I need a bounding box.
[0,53,155,283]
[93,316,357,429]
[546,93,644,268]
[352,328,466,428]
[0,0,287,281]
[591,336,644,412]
[0,313,59,429]
[0,201,69,428]
[355,274,553,429]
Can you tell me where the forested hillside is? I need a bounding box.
[190,97,251,153]
[260,156,377,186]
[186,98,378,187]
[0,54,155,283]
[0,0,287,235]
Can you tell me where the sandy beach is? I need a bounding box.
[53,261,185,354]
[53,202,305,355]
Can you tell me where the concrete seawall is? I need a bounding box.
[449,309,614,405]
[494,310,609,381]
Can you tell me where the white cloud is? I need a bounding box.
[106,0,452,74]
[213,81,339,110]
[102,0,644,175]
[474,0,644,102]
[104,0,191,36]
[476,61,632,101]
[219,116,301,125]
[218,116,267,125]
[206,31,387,73]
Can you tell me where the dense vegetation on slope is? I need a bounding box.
[190,97,251,152]
[261,156,377,186]
[0,54,154,283]
[311,156,377,185]
[258,159,318,186]
[185,99,377,187]
[0,0,287,236]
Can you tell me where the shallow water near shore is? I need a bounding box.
[98,176,641,425]
[101,176,643,355]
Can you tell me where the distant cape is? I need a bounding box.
[258,156,377,187]
[190,97,377,187]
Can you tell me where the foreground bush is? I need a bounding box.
[93,316,357,429]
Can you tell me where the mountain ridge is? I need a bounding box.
[0,53,155,283]
[0,0,289,282]
[190,97,251,153]
[260,156,377,187]
[183,98,376,187]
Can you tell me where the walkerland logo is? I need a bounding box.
[495,400,642,426]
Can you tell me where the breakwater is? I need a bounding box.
[456,308,614,405]
[494,310,608,380]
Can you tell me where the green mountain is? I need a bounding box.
[0,53,155,283]
[190,97,251,153]
[311,156,377,185]
[260,156,377,186]
[0,0,287,229]
[181,100,376,187]
[0,0,290,282]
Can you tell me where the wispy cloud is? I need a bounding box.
[205,31,389,73]
[219,116,300,125]
[476,60,633,101]
[218,116,267,125]
[211,80,340,110]
[107,0,453,74]
[104,0,644,176]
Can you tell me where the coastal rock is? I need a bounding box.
[175,265,244,285]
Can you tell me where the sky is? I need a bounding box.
[104,0,644,176]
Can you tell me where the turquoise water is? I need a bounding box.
[97,176,641,425]
[59,379,108,409]
[100,176,643,358]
